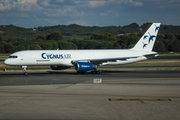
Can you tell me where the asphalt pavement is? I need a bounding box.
[0,58,180,120]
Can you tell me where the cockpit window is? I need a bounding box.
[9,56,18,58]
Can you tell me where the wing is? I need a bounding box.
[71,56,138,65]
[71,52,158,65]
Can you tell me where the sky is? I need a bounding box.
[0,0,180,28]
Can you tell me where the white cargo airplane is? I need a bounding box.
[4,23,160,75]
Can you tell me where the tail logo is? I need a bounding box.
[142,24,159,49]
[133,23,160,51]
[155,24,160,32]
[142,42,148,49]
[143,35,148,40]
[142,32,156,49]
[143,35,149,49]
[148,32,156,43]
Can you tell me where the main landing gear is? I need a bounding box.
[76,71,100,74]
[22,66,27,76]
[91,67,100,74]
[91,71,100,74]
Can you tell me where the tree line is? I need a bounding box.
[0,31,180,53]
[1,23,180,41]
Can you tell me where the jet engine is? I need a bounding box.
[75,62,95,72]
[50,65,71,70]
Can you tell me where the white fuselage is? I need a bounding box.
[4,49,157,66]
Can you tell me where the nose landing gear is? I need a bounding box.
[22,66,27,76]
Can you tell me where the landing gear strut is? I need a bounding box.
[22,66,27,76]
[91,67,100,74]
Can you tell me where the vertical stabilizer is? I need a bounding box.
[131,23,161,51]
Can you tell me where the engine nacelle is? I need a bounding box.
[75,62,94,72]
[50,65,71,70]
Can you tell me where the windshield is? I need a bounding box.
[9,56,18,58]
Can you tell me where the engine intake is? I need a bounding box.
[75,62,95,72]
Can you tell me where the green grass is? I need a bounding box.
[124,60,180,66]
[0,56,9,58]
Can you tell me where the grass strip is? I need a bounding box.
[1,68,180,73]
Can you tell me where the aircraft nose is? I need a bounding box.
[4,59,11,65]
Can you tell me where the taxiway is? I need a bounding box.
[0,68,180,119]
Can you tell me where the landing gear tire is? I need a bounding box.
[77,71,86,74]
[22,66,27,76]
[24,72,28,76]
[91,71,100,74]
[96,71,100,74]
